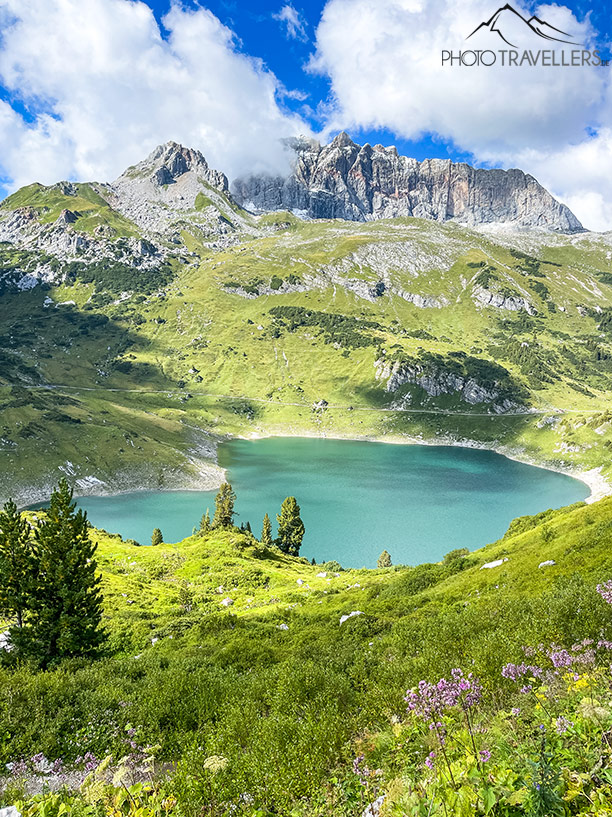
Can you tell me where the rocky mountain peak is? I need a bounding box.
[330,131,357,149]
[117,141,229,193]
[232,134,583,233]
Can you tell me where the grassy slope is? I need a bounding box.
[4,496,612,813]
[1,183,140,238]
[91,495,612,655]
[2,215,612,501]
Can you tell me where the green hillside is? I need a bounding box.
[1,215,612,503]
[4,495,612,814]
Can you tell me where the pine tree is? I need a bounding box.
[212,483,236,529]
[17,479,104,667]
[261,513,273,546]
[276,497,305,556]
[245,521,252,534]
[199,509,211,534]
[151,528,163,546]
[377,550,392,569]
[0,499,33,630]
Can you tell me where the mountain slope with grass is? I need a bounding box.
[3,495,612,814]
[2,197,612,503]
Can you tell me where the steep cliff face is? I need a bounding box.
[232,132,583,233]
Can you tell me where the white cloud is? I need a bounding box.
[513,130,612,232]
[312,0,612,229]
[273,4,308,42]
[0,0,308,190]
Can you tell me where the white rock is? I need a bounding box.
[151,637,159,645]
[221,598,234,607]
[317,571,327,578]
[539,560,556,568]
[480,558,509,570]
[0,806,22,817]
[340,611,364,625]
[362,796,385,817]
[277,623,289,631]
[296,579,304,586]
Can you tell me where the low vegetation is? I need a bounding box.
[2,484,612,814]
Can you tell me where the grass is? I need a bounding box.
[4,495,612,813]
[1,183,140,238]
[2,215,612,502]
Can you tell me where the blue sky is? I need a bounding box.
[0,0,611,228]
[142,0,612,164]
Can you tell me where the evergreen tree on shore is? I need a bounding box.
[377,550,392,569]
[277,497,305,556]
[17,479,104,667]
[151,528,164,546]
[199,509,211,534]
[213,483,236,529]
[261,513,273,546]
[0,499,33,630]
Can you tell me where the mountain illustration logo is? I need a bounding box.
[467,4,582,47]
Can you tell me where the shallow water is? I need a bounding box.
[36,438,589,568]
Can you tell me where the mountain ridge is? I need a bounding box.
[232,132,583,232]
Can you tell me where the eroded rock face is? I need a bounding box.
[375,358,520,413]
[232,132,583,233]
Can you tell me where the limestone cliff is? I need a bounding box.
[232,132,583,233]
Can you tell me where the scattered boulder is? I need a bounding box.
[221,598,234,607]
[340,611,364,625]
[538,560,556,568]
[277,623,289,631]
[362,796,385,817]
[0,807,21,817]
[480,558,509,570]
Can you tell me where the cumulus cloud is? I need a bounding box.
[0,0,308,190]
[312,0,612,229]
[273,4,308,41]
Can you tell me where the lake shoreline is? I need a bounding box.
[16,427,610,510]
[236,428,612,505]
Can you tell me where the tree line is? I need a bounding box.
[198,482,306,557]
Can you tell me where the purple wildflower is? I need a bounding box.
[555,716,573,735]
[405,668,482,723]
[597,639,612,650]
[597,580,612,605]
[479,749,491,763]
[424,751,436,770]
[549,649,573,669]
[501,662,542,681]
[511,707,521,716]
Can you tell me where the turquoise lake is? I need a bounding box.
[44,438,590,568]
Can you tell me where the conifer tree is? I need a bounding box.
[276,497,305,556]
[261,513,273,546]
[245,521,252,534]
[0,499,33,629]
[151,528,163,546]
[377,550,392,569]
[212,483,236,529]
[199,509,211,534]
[17,479,104,667]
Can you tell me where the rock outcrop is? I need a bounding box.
[232,132,583,233]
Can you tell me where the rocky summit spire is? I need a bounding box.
[116,141,228,193]
[232,134,583,233]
